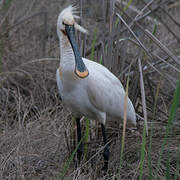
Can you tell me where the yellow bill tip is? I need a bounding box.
[75,69,89,78]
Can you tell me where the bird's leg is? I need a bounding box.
[76,118,83,163]
[101,123,109,172]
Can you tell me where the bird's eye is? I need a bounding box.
[62,21,65,25]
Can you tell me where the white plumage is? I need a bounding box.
[57,58,136,125]
[56,5,136,126]
[56,5,136,171]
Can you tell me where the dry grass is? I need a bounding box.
[0,0,180,179]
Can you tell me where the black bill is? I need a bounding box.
[65,24,89,78]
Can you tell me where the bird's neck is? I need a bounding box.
[59,31,75,70]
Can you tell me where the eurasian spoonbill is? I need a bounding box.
[56,5,136,171]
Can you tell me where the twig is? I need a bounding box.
[116,12,162,75]
[85,0,168,57]
[0,11,48,37]
[127,38,180,73]
[42,11,48,56]
[134,0,155,21]
[16,58,59,68]
[160,6,180,28]
[117,7,180,68]
[138,58,148,135]
[117,0,156,23]
[0,1,14,28]
[140,0,180,44]
[138,26,180,67]
[168,1,180,9]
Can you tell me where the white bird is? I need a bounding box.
[56,5,136,171]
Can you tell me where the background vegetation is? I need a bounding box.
[0,0,179,179]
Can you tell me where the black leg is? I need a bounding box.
[76,118,83,163]
[101,124,109,172]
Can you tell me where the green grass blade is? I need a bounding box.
[147,23,159,180]
[139,122,147,180]
[174,145,180,180]
[123,0,133,13]
[90,29,97,61]
[149,20,157,44]
[2,0,13,11]
[84,117,90,160]
[138,57,148,179]
[157,77,180,173]
[165,144,170,180]
[105,44,108,54]
[59,135,85,180]
[0,40,2,73]
[115,0,133,27]
[99,55,103,64]
[117,65,131,180]
[148,75,162,180]
[152,22,157,35]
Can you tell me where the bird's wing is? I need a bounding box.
[83,58,124,88]
[87,74,125,111]
[83,58,125,113]
[84,58,136,124]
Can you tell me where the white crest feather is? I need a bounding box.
[61,5,79,19]
[75,23,88,34]
[58,5,88,34]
